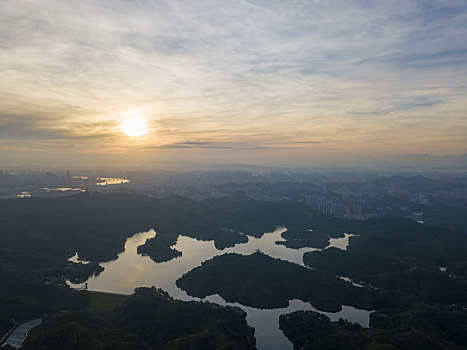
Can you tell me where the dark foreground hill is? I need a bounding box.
[21,287,255,350]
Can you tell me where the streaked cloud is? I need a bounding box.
[0,0,466,167]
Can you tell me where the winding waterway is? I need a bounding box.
[68,228,370,350]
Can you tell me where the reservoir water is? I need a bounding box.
[69,227,370,350]
[96,177,130,186]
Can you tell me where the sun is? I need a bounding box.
[121,118,148,137]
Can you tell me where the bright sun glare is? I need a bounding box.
[121,118,148,137]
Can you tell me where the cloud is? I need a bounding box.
[141,136,335,151]
[0,114,116,141]
[0,0,466,167]
[148,140,312,150]
[149,143,271,150]
[0,116,62,140]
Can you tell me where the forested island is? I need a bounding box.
[176,251,379,312]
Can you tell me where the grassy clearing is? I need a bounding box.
[84,291,128,313]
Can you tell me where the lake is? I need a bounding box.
[68,227,370,350]
[96,177,130,186]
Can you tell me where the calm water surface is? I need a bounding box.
[43,187,85,192]
[327,233,356,250]
[68,227,370,350]
[96,177,130,186]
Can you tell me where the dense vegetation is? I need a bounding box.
[277,227,343,249]
[0,192,289,344]
[176,252,381,312]
[286,216,467,349]
[22,287,256,350]
[280,303,467,350]
[0,263,87,337]
[305,247,467,305]
[303,219,467,305]
[136,230,183,262]
[0,192,314,342]
[0,192,311,276]
[2,191,467,348]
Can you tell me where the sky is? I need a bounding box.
[1,0,466,170]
